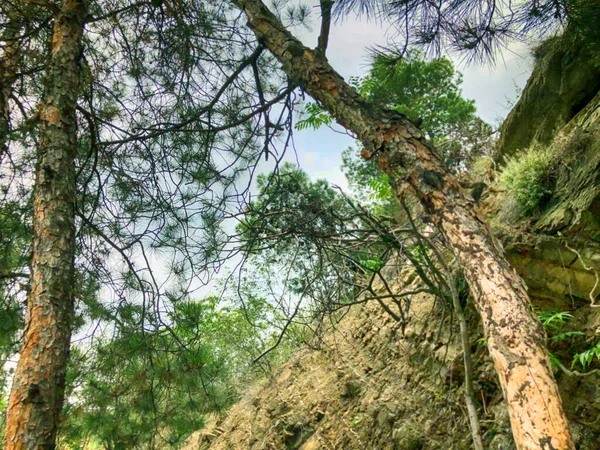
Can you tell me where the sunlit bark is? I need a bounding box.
[5,0,87,448]
[232,0,575,448]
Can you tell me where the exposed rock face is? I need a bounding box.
[533,92,600,240]
[494,35,600,166]
[500,231,600,303]
[491,34,600,241]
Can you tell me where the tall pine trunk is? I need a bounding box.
[232,0,574,448]
[4,1,86,448]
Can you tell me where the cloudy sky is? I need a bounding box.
[282,5,535,190]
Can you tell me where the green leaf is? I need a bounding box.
[550,331,584,342]
[295,102,332,131]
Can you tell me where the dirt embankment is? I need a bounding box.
[200,290,488,450]
[190,263,600,449]
[193,271,511,450]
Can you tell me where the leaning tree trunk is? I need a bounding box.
[4,1,86,448]
[232,0,574,448]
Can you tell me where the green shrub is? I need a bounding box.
[499,146,556,216]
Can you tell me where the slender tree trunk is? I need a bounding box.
[449,273,484,450]
[5,1,86,448]
[232,1,575,448]
[0,9,21,162]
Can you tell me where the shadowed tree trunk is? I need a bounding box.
[0,8,21,162]
[232,0,575,448]
[4,0,87,448]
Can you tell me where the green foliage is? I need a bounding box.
[296,102,333,131]
[359,256,385,273]
[366,173,393,201]
[499,146,556,216]
[538,308,577,370]
[350,413,364,428]
[548,351,562,369]
[341,147,388,206]
[237,163,392,323]
[333,0,600,63]
[0,391,6,444]
[59,296,293,449]
[572,342,600,371]
[550,331,585,342]
[366,51,492,168]
[537,308,599,372]
[237,162,354,251]
[0,201,30,275]
[341,52,491,209]
[0,301,21,358]
[539,309,574,330]
[0,200,30,420]
[269,0,313,28]
[367,53,477,138]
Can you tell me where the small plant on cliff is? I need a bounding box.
[536,309,600,373]
[573,342,600,371]
[499,145,557,216]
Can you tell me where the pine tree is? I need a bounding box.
[231,0,575,448]
[5,0,87,447]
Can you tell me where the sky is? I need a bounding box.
[284,4,535,191]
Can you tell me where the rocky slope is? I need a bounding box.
[190,262,600,449]
[199,277,492,450]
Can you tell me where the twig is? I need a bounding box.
[448,268,485,450]
[560,234,600,307]
[0,272,29,280]
[317,0,333,54]
[555,361,600,378]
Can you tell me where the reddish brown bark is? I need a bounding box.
[232,0,575,448]
[4,1,87,448]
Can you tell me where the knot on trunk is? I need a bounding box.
[376,144,417,182]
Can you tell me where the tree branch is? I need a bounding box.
[0,272,30,280]
[317,0,333,54]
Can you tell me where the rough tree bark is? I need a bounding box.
[232,0,575,448]
[4,0,87,448]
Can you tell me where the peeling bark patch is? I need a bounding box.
[539,436,558,450]
[40,105,61,126]
[377,153,389,172]
[516,381,531,405]
[51,30,63,55]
